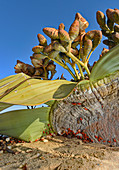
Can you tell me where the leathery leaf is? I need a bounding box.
[0,102,13,112]
[0,73,77,106]
[90,44,119,81]
[0,107,51,141]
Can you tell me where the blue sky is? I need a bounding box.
[0,0,119,111]
[0,0,119,80]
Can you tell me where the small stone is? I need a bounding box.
[40,137,45,141]
[75,155,81,159]
[71,154,75,157]
[40,156,45,160]
[77,133,83,137]
[0,150,3,154]
[45,135,52,140]
[36,153,41,157]
[78,140,83,145]
[26,149,32,153]
[6,138,10,142]
[43,139,48,143]
[15,148,22,153]
[15,152,19,155]
[19,163,27,169]
[82,153,89,159]
[7,145,12,150]
[40,137,48,142]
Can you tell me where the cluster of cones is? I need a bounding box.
[14,8,119,80]
[14,11,103,80]
[97,8,119,49]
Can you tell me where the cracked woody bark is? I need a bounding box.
[50,44,119,146]
[50,71,119,146]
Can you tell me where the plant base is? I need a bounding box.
[50,72,119,146]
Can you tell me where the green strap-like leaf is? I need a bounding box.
[53,79,89,99]
[0,74,77,106]
[0,107,51,141]
[90,44,119,81]
[0,73,30,99]
[0,102,13,112]
[45,100,55,106]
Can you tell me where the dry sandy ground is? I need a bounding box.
[0,136,119,170]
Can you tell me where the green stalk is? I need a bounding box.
[48,57,66,68]
[67,40,72,52]
[77,63,84,79]
[43,67,48,79]
[66,52,85,67]
[79,41,83,59]
[71,63,80,80]
[86,50,93,64]
[66,66,77,81]
[83,63,91,76]
[66,52,90,77]
[67,40,81,80]
[48,57,77,81]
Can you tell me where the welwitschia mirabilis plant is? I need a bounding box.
[0,9,119,143]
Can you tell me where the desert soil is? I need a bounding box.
[0,135,119,170]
